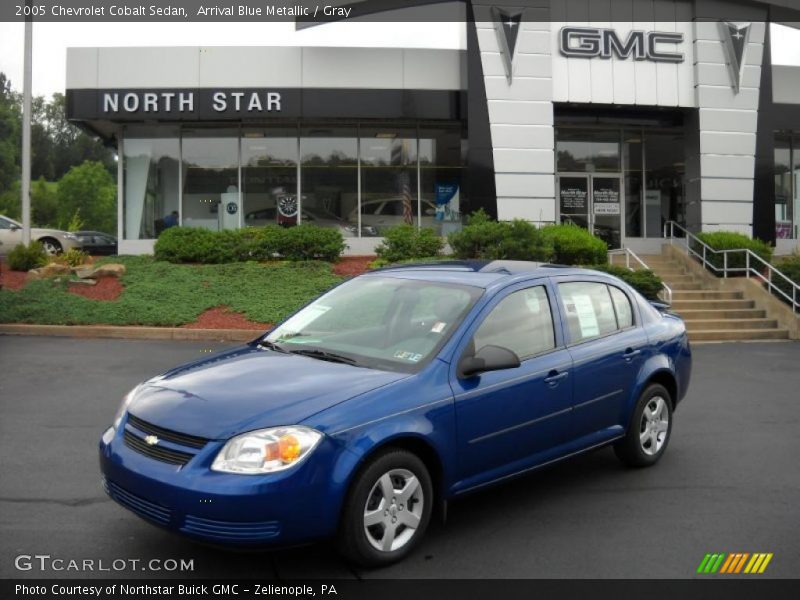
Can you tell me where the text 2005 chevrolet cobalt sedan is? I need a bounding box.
[100,261,691,566]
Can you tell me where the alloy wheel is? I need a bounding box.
[639,396,669,456]
[363,468,424,553]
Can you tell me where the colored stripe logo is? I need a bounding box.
[697,553,773,574]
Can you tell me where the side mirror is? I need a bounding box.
[458,344,521,379]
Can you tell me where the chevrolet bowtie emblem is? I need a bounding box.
[144,435,159,446]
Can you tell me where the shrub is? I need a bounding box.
[154,227,242,264]
[448,210,554,261]
[773,252,800,305]
[280,225,346,261]
[375,225,444,263]
[694,231,773,274]
[8,242,47,271]
[540,224,608,265]
[52,248,90,267]
[588,264,665,300]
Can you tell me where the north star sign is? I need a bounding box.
[559,27,684,63]
[102,90,282,114]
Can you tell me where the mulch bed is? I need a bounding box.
[182,306,272,331]
[0,260,27,291]
[67,276,124,301]
[333,256,374,277]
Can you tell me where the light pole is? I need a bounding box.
[21,0,33,245]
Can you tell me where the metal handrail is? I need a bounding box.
[664,220,799,314]
[608,247,673,305]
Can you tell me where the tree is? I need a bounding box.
[57,161,116,234]
[0,73,20,193]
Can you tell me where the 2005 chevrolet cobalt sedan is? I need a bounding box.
[99,261,691,566]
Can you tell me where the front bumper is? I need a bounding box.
[99,419,347,547]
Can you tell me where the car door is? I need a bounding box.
[555,278,648,444]
[0,216,22,252]
[450,281,574,487]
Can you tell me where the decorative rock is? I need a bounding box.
[72,266,95,279]
[90,263,126,278]
[70,278,97,286]
[26,263,71,281]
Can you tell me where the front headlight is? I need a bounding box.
[113,385,140,430]
[62,232,78,240]
[211,426,323,475]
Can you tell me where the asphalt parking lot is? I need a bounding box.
[1,336,798,579]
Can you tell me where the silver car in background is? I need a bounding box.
[0,215,83,255]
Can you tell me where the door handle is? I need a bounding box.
[544,370,568,386]
[622,348,641,362]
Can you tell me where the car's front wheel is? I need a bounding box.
[614,383,673,467]
[39,238,62,255]
[338,449,433,567]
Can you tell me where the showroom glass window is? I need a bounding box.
[623,130,643,238]
[774,134,798,240]
[643,131,685,238]
[122,127,180,240]
[300,127,358,237]
[181,130,239,231]
[241,129,298,229]
[359,127,418,236]
[556,129,620,173]
[419,125,467,234]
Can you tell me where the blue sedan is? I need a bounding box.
[99,261,691,566]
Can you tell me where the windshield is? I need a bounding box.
[264,276,482,372]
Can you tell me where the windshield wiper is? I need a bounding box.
[257,340,289,353]
[286,348,360,366]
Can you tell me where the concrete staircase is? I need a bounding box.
[612,253,790,342]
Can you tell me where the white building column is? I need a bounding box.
[691,21,765,236]
[473,1,555,225]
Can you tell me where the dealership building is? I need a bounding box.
[65,0,800,255]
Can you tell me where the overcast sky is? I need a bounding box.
[0,21,798,97]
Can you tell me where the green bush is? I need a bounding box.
[540,224,608,265]
[7,242,47,271]
[375,225,444,263]
[154,227,245,264]
[280,225,346,261]
[588,264,664,300]
[52,248,90,267]
[154,225,345,264]
[773,253,800,305]
[694,231,773,274]
[448,210,553,261]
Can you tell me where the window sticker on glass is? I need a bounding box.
[571,294,599,338]
[393,350,424,362]
[431,322,447,334]
[278,304,331,339]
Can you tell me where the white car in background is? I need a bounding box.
[0,215,83,255]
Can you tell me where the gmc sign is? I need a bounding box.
[559,27,684,63]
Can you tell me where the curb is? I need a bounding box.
[0,324,259,342]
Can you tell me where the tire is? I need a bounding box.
[338,449,433,567]
[614,383,673,467]
[39,238,62,255]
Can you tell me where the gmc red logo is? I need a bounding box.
[560,27,684,63]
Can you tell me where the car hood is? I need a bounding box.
[126,344,407,439]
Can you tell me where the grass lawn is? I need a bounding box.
[0,256,344,326]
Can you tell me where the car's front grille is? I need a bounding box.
[127,414,209,449]
[123,429,195,466]
[181,515,281,542]
[103,478,172,525]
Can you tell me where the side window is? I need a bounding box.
[0,218,12,230]
[558,282,618,343]
[472,286,555,359]
[609,286,633,329]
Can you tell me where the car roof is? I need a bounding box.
[370,260,605,289]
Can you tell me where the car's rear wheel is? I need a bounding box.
[338,449,432,567]
[614,383,673,467]
[39,238,62,255]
